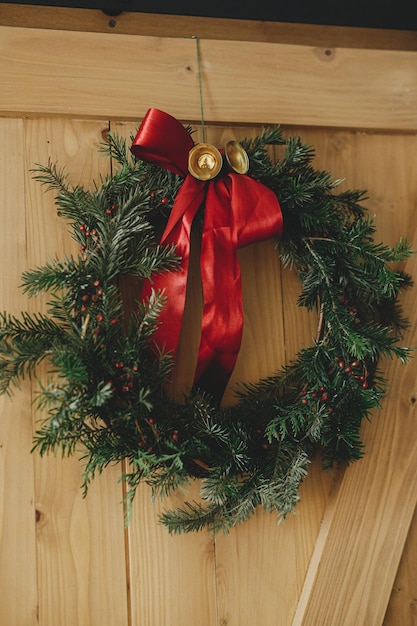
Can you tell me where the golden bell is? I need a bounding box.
[188,143,223,181]
[225,141,249,175]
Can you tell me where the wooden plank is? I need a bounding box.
[112,120,218,626]
[1,26,417,130]
[383,504,417,624]
[215,462,337,626]
[0,117,38,626]
[293,357,417,625]
[23,118,129,626]
[0,91,415,626]
[291,131,417,625]
[128,482,218,626]
[110,121,417,624]
[193,125,337,625]
[2,3,417,51]
[353,132,417,250]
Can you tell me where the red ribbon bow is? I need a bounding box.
[131,108,283,402]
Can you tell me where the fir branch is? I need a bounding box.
[159,500,219,535]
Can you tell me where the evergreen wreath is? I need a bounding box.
[0,118,412,534]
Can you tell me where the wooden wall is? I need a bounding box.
[0,7,417,625]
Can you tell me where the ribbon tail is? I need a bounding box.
[193,226,243,403]
[193,175,284,403]
[141,178,206,362]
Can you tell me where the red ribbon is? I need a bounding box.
[131,108,283,402]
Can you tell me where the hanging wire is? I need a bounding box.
[192,36,206,143]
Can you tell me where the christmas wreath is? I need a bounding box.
[0,109,412,534]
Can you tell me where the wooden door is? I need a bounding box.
[1,13,417,625]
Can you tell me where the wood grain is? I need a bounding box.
[0,117,38,626]
[383,504,417,624]
[215,461,337,626]
[23,118,129,626]
[128,482,218,626]
[213,126,339,626]
[1,26,417,130]
[291,132,417,625]
[1,19,417,623]
[112,121,218,626]
[293,348,417,625]
[2,3,417,51]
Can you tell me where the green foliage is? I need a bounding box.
[0,125,413,534]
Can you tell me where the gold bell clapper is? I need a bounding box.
[224,141,249,175]
[188,143,223,180]
[188,141,249,180]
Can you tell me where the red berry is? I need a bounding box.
[93,280,100,287]
[110,318,118,325]
[149,418,155,425]
[161,197,169,204]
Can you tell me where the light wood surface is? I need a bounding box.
[1,18,417,626]
[0,117,38,626]
[2,3,417,51]
[384,504,417,625]
[113,121,218,626]
[24,118,129,626]
[1,25,417,130]
[288,127,417,625]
